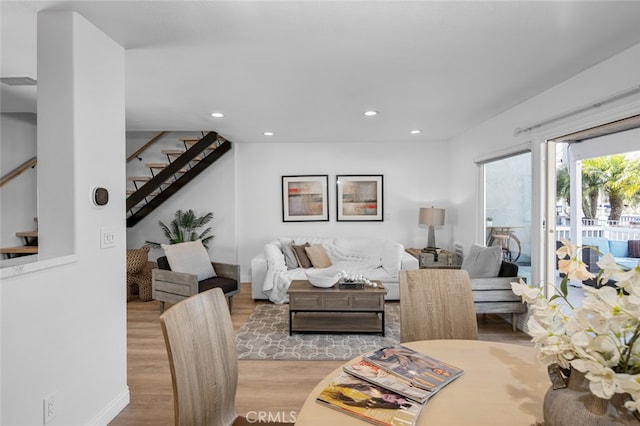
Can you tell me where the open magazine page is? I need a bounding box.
[316,371,423,426]
[363,345,464,392]
[343,358,432,404]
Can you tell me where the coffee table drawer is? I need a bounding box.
[352,294,384,309]
[321,294,351,309]
[290,294,322,309]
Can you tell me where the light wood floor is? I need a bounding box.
[109,283,533,425]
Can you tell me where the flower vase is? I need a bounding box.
[543,366,640,425]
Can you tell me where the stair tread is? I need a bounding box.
[126,189,161,196]
[144,163,169,168]
[0,246,38,254]
[16,231,38,237]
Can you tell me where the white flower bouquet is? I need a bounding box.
[511,239,640,414]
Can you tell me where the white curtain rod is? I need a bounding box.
[513,84,640,136]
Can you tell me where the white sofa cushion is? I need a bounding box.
[333,238,383,266]
[381,241,404,277]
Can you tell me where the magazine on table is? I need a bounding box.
[363,344,464,392]
[343,358,433,404]
[316,371,424,426]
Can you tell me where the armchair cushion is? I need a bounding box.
[199,276,238,294]
[461,244,502,278]
[162,240,215,281]
[498,261,519,277]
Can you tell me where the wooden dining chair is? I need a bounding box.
[160,288,293,426]
[399,269,479,342]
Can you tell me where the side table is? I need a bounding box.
[405,248,461,269]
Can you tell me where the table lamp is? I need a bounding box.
[419,207,445,251]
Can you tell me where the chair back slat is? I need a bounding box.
[400,269,478,342]
[160,288,238,426]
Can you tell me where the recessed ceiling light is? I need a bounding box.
[210,112,224,118]
[364,110,378,116]
[264,132,274,136]
[410,129,421,134]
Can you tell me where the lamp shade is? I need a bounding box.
[419,207,445,227]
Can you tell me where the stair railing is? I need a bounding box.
[0,157,37,188]
[126,131,166,163]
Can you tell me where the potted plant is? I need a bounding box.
[511,240,640,422]
[146,209,214,248]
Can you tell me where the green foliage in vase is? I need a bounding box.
[146,209,214,248]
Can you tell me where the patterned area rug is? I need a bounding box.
[236,303,400,360]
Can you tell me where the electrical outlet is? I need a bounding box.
[43,391,58,424]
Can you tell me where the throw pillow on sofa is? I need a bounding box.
[461,244,502,278]
[282,243,299,269]
[291,242,313,268]
[305,244,333,268]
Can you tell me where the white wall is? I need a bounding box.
[129,139,455,283]
[1,11,127,425]
[449,42,640,288]
[236,140,453,282]
[126,132,237,265]
[0,113,37,248]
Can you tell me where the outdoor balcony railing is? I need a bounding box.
[556,220,640,242]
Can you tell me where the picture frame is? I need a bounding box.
[336,174,384,221]
[282,175,329,222]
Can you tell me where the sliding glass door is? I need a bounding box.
[483,152,532,284]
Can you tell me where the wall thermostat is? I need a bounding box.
[91,187,109,207]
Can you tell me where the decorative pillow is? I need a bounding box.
[609,240,629,258]
[305,244,333,268]
[127,246,150,275]
[628,240,640,258]
[291,242,313,268]
[282,243,299,269]
[461,244,502,278]
[162,240,216,281]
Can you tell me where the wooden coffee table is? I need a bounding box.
[287,279,387,335]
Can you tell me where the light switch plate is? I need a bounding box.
[100,227,116,249]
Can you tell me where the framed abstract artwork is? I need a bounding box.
[282,175,329,222]
[336,174,383,221]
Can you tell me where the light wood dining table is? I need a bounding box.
[295,339,549,425]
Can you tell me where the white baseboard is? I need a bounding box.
[86,387,130,426]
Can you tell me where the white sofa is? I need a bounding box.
[250,237,418,303]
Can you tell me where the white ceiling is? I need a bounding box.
[2,1,640,143]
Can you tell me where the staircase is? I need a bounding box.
[0,131,229,257]
[0,227,38,259]
[126,131,231,227]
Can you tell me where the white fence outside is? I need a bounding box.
[556,224,640,242]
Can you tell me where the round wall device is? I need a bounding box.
[92,187,109,207]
